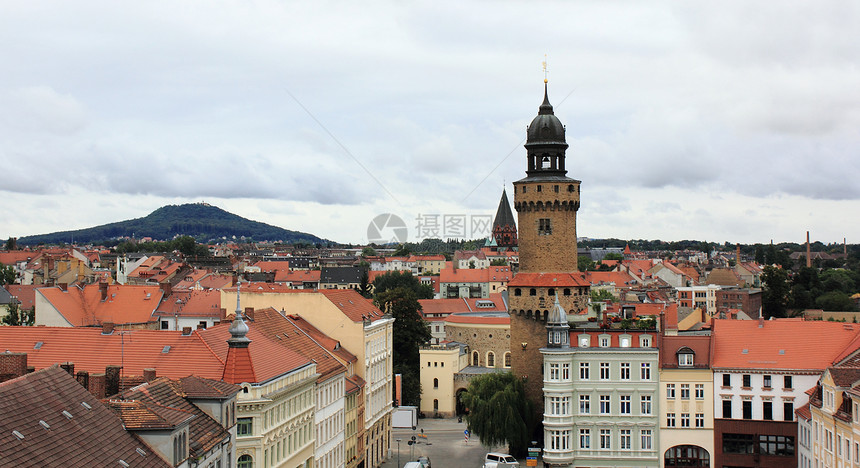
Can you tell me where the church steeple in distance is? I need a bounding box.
[492,188,517,248]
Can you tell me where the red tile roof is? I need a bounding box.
[440,268,488,284]
[251,308,348,383]
[154,289,222,318]
[585,271,637,287]
[39,284,163,326]
[221,346,257,384]
[276,269,321,284]
[0,251,37,265]
[508,272,590,287]
[711,319,860,370]
[0,366,170,467]
[4,284,38,310]
[319,289,387,322]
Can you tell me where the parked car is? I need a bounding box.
[483,452,519,468]
[403,462,423,468]
[416,456,431,468]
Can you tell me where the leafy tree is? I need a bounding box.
[0,263,16,285]
[469,260,476,269]
[590,289,615,302]
[577,256,594,272]
[361,246,377,257]
[816,291,858,312]
[603,252,623,261]
[393,244,412,257]
[754,244,765,264]
[1,302,34,326]
[372,271,434,299]
[461,372,536,458]
[375,287,430,406]
[820,269,858,294]
[762,266,790,318]
[490,259,508,266]
[5,237,17,250]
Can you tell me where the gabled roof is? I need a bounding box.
[320,266,363,284]
[0,366,169,467]
[827,367,860,388]
[706,268,744,287]
[276,269,321,284]
[154,289,222,318]
[508,272,590,288]
[585,271,637,287]
[440,268,488,284]
[251,308,348,383]
[319,289,387,322]
[0,250,37,265]
[453,250,487,262]
[110,376,237,458]
[711,319,860,371]
[39,284,163,326]
[660,334,711,368]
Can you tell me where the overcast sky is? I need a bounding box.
[1,1,858,246]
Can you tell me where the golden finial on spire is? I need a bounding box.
[542,54,548,83]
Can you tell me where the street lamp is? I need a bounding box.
[396,439,401,467]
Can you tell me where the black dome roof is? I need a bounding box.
[526,83,566,146]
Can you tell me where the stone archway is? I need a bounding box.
[456,388,469,415]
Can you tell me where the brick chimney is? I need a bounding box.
[105,365,122,397]
[58,283,68,291]
[89,373,106,398]
[102,322,115,335]
[220,308,227,321]
[245,307,255,321]
[59,362,75,376]
[759,315,765,328]
[143,368,156,382]
[0,352,28,382]
[181,326,192,336]
[99,282,109,301]
[159,282,172,298]
[76,370,89,389]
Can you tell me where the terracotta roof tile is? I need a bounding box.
[38,284,163,326]
[4,284,38,310]
[445,314,510,325]
[711,319,860,370]
[585,271,637,287]
[154,289,222,318]
[0,366,170,467]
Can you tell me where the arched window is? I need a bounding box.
[487,352,495,367]
[530,288,537,296]
[433,399,439,411]
[238,454,253,468]
[548,288,555,296]
[504,352,511,367]
[514,288,522,296]
[563,288,571,296]
[542,156,551,169]
[433,378,439,389]
[472,351,479,366]
[664,445,709,467]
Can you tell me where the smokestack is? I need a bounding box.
[806,231,812,268]
[845,238,848,256]
[736,245,741,265]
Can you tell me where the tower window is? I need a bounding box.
[537,185,542,192]
[539,218,552,235]
[514,288,521,296]
[523,186,527,193]
[568,184,575,192]
[530,288,537,296]
[554,185,559,193]
[563,288,571,296]
[542,156,551,169]
[548,288,555,296]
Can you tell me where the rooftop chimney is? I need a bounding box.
[105,365,122,397]
[244,307,255,321]
[143,368,156,382]
[758,315,765,328]
[99,282,109,302]
[102,322,115,335]
[0,352,28,383]
[181,327,192,336]
[59,362,75,376]
[159,282,172,298]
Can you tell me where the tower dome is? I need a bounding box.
[525,83,567,147]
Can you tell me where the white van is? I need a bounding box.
[483,452,519,467]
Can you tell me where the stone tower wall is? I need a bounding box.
[513,180,580,273]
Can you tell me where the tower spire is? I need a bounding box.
[227,280,250,346]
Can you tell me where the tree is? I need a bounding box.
[490,259,508,266]
[5,237,16,251]
[393,244,411,257]
[461,372,536,458]
[578,255,594,272]
[357,268,372,299]
[816,291,858,312]
[0,263,15,285]
[590,289,615,302]
[375,287,430,406]
[762,266,790,318]
[754,244,765,264]
[372,271,434,299]
[603,252,623,261]
[1,302,34,326]
[361,246,377,257]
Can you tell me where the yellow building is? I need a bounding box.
[221,287,394,468]
[659,333,715,466]
[419,343,468,417]
[805,366,860,468]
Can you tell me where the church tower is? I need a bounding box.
[492,189,518,248]
[508,82,590,412]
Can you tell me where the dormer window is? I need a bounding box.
[676,347,695,367]
[579,336,590,348]
[640,335,652,348]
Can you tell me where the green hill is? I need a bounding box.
[18,203,327,245]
